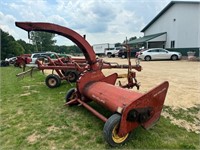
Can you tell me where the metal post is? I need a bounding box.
[146,41,148,49]
[77,99,108,122]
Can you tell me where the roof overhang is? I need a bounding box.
[127,32,167,45]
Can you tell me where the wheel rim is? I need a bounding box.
[48,78,56,86]
[69,74,75,81]
[112,124,129,144]
[68,73,76,81]
[146,56,150,61]
[172,56,177,60]
[68,91,76,100]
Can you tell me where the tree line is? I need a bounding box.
[1,29,82,60]
[1,29,138,60]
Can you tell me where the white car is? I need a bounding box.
[138,48,182,61]
[5,57,17,64]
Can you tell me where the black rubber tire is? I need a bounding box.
[0,61,9,67]
[45,74,61,88]
[171,55,178,61]
[145,56,151,61]
[65,88,79,106]
[107,53,112,58]
[61,70,65,76]
[121,55,126,59]
[65,70,78,82]
[103,114,131,147]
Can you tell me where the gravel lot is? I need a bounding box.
[102,57,200,109]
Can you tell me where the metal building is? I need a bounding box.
[129,1,200,56]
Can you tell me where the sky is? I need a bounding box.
[0,0,197,46]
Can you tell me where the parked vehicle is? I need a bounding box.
[93,43,115,56]
[5,57,17,64]
[118,48,139,58]
[105,47,123,58]
[29,52,57,64]
[0,60,9,67]
[138,48,182,61]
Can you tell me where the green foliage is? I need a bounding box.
[0,67,199,149]
[129,36,137,41]
[115,42,121,47]
[52,45,81,54]
[17,39,33,54]
[1,29,82,59]
[122,36,137,44]
[30,31,56,52]
[1,29,24,59]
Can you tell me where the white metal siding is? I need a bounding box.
[144,3,200,48]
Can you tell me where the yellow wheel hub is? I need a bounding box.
[112,124,129,144]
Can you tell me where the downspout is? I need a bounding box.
[146,41,148,49]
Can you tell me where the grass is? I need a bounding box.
[0,66,199,149]
[163,106,200,123]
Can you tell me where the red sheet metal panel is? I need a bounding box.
[118,81,169,136]
[83,82,142,113]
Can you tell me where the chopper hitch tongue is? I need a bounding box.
[16,21,169,147]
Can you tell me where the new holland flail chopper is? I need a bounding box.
[16,22,169,146]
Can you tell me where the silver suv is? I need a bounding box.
[29,52,56,64]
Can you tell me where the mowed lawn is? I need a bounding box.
[0,66,199,149]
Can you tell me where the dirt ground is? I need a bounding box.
[102,57,200,109]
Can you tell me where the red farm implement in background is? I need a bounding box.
[14,54,31,69]
[35,54,87,88]
[35,54,141,88]
[15,53,87,87]
[16,22,169,147]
